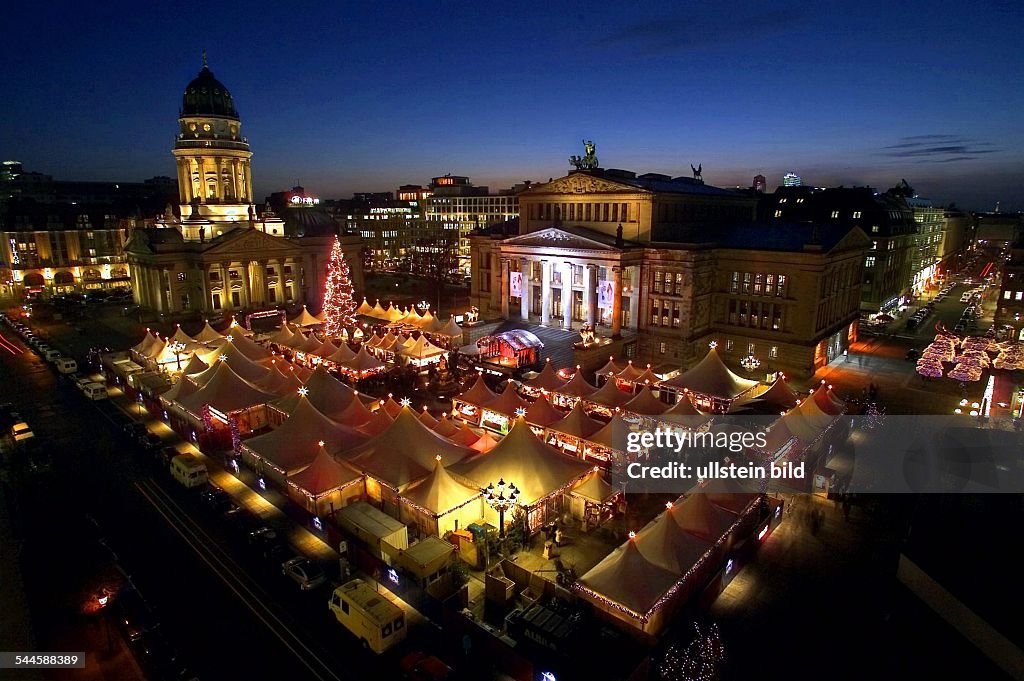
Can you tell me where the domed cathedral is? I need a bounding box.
[173,54,256,234]
[124,56,363,318]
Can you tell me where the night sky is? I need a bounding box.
[3,0,1023,210]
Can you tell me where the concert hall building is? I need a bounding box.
[469,166,869,378]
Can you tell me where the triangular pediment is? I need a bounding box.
[829,226,872,254]
[202,228,303,257]
[124,231,154,255]
[524,173,649,196]
[501,227,621,251]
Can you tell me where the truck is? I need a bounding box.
[327,579,406,653]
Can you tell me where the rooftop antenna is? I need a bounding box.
[201,49,208,69]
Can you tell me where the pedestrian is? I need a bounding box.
[555,527,563,547]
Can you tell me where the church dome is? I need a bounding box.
[180,63,239,120]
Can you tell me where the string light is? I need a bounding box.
[322,236,358,338]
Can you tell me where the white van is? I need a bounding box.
[83,382,108,400]
[170,454,208,488]
[328,579,406,653]
[56,357,78,374]
[44,348,62,362]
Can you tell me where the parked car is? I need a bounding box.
[114,588,160,643]
[905,348,920,361]
[400,651,453,681]
[138,432,163,451]
[281,557,326,590]
[10,422,34,442]
[224,505,261,534]
[200,485,233,512]
[248,525,278,545]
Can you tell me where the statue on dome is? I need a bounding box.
[579,322,595,346]
[569,140,599,170]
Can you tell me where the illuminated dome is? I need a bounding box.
[180,63,239,120]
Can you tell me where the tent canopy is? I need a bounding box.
[401,458,481,516]
[458,374,499,407]
[274,365,356,421]
[178,361,277,415]
[291,305,321,327]
[244,398,367,473]
[659,347,758,401]
[523,359,567,392]
[556,370,597,398]
[288,446,363,496]
[576,539,679,618]
[523,395,564,428]
[623,386,668,416]
[587,379,634,409]
[549,402,603,439]
[595,357,625,377]
[484,384,529,417]
[193,321,225,344]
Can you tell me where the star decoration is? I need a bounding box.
[298,386,309,397]
[515,407,527,417]
[218,354,227,362]
[226,334,233,342]
[399,397,412,407]
[318,440,325,447]
[709,340,718,349]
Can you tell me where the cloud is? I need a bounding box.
[878,136,1000,162]
[600,5,808,57]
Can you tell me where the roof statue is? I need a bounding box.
[569,139,599,170]
[691,163,703,181]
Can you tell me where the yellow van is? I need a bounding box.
[170,454,208,488]
[327,579,406,653]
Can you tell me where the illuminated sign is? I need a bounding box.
[290,195,320,205]
[387,568,399,584]
[758,525,769,541]
[313,517,323,531]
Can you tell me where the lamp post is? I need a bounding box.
[169,340,187,371]
[483,478,519,539]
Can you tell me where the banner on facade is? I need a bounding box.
[510,271,523,298]
[598,279,615,309]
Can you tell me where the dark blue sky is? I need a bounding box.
[4,0,1023,210]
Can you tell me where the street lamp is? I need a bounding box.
[739,352,760,373]
[169,340,187,371]
[483,478,519,538]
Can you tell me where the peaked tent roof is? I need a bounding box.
[132,330,159,355]
[327,342,357,364]
[548,402,604,439]
[180,352,209,376]
[571,471,616,504]
[267,325,297,346]
[658,392,707,426]
[385,304,404,323]
[295,333,325,354]
[291,305,321,327]
[401,458,481,517]
[342,346,385,373]
[438,316,463,338]
[450,418,592,506]
[356,298,374,316]
[672,492,739,542]
[811,385,847,415]
[380,396,404,418]
[223,330,271,361]
[197,341,270,383]
[595,356,625,377]
[273,365,356,420]
[632,368,661,386]
[171,325,195,344]
[783,393,837,443]
[399,334,447,359]
[254,361,292,395]
[314,340,341,359]
[458,374,498,407]
[588,413,628,450]
[469,428,498,453]
[335,393,374,429]
[555,370,597,398]
[193,321,225,344]
[576,539,680,618]
[178,361,277,415]
[364,332,384,349]
[745,377,799,411]
[288,446,363,496]
[659,347,758,400]
[614,361,646,382]
[700,477,761,514]
[623,386,668,416]
[433,414,461,438]
[523,395,564,428]
[418,408,439,429]
[243,398,367,472]
[359,408,394,437]
[485,384,529,417]
[586,378,634,409]
[634,505,713,573]
[162,373,200,403]
[523,359,567,392]
[449,422,483,447]
[346,408,473,489]
[282,330,308,349]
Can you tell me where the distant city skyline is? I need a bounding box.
[3,0,1022,211]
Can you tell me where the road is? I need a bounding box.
[0,323,390,681]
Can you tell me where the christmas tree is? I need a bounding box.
[322,236,357,338]
[659,623,726,681]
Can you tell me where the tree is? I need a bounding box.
[659,623,726,681]
[322,236,357,338]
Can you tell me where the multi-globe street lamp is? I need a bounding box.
[483,478,519,539]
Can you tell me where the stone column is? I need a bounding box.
[500,257,510,319]
[628,265,639,331]
[561,261,573,330]
[520,258,530,321]
[585,263,598,326]
[612,266,623,338]
[241,260,253,308]
[541,259,551,325]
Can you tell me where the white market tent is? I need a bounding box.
[291,305,321,327]
[398,457,483,536]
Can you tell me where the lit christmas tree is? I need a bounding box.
[322,236,357,338]
[659,623,726,681]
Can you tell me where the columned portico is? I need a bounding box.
[585,264,598,326]
[612,266,623,337]
[541,260,551,325]
[560,261,573,329]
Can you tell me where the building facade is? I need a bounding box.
[470,168,868,377]
[995,236,1024,340]
[125,60,362,317]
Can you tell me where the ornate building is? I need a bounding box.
[125,59,362,316]
[470,163,869,377]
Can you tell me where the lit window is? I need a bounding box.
[871,225,879,233]
[871,241,877,250]
[769,346,778,359]
[1017,292,1023,301]
[853,211,862,218]
[748,343,755,354]
[659,342,667,354]
[177,272,187,282]
[865,256,876,268]
[831,211,840,219]
[774,210,783,218]
[726,339,734,351]
[1004,291,1011,299]
[796,198,805,203]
